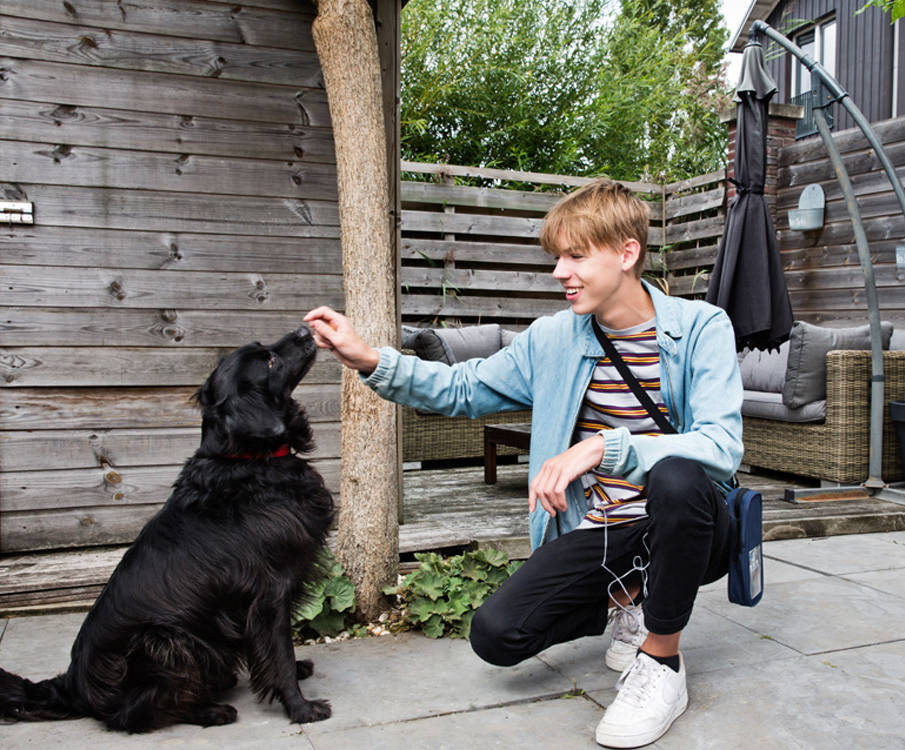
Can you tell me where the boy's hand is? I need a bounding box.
[529,434,606,516]
[303,307,380,374]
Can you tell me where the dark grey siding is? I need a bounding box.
[765,0,897,131]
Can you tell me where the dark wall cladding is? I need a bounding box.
[765,0,896,131]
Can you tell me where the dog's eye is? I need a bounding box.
[267,356,276,369]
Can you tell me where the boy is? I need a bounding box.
[304,179,743,748]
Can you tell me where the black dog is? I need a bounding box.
[0,327,335,732]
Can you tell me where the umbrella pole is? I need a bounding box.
[749,21,905,505]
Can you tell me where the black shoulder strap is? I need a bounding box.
[590,318,677,435]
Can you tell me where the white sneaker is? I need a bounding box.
[605,605,648,672]
[595,651,688,748]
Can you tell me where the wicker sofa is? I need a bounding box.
[400,324,530,464]
[740,321,905,484]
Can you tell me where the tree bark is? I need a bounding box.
[312,0,399,620]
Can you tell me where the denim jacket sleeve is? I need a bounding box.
[361,329,535,417]
[598,309,744,487]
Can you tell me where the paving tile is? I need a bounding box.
[696,575,905,655]
[763,531,905,576]
[843,566,905,599]
[290,631,575,732]
[0,612,84,678]
[304,691,604,750]
[585,642,905,749]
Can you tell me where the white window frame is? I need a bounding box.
[793,16,837,98]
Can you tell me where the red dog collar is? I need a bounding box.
[226,444,292,460]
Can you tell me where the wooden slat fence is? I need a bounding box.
[400,162,728,328]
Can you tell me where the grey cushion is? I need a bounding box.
[742,390,826,423]
[739,342,789,394]
[500,328,518,348]
[782,320,894,408]
[413,324,503,364]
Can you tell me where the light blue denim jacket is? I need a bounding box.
[364,281,743,550]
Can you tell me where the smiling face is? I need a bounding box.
[551,239,639,318]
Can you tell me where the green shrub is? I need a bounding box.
[292,549,357,639]
[383,549,523,639]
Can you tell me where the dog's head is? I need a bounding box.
[195,326,317,457]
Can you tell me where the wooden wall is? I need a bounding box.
[775,116,905,330]
[399,163,727,329]
[0,0,377,553]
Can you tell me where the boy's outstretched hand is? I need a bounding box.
[303,307,381,375]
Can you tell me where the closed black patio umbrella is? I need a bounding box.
[705,39,793,352]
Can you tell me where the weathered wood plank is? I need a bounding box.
[664,186,724,220]
[1,505,161,552]
[779,116,905,164]
[0,58,330,127]
[784,263,903,293]
[0,346,342,387]
[401,266,561,295]
[0,99,335,162]
[660,244,720,272]
[402,209,544,239]
[401,238,549,266]
[789,285,905,311]
[402,181,559,212]
[2,265,343,310]
[0,384,341,429]
[664,216,725,245]
[4,0,318,51]
[778,140,905,189]
[0,185,340,236]
[401,293,568,320]
[664,169,726,194]
[0,423,341,472]
[1,458,341,514]
[778,212,905,249]
[1,308,341,347]
[2,141,337,201]
[0,16,323,87]
[0,546,126,596]
[0,226,342,273]
[665,272,711,297]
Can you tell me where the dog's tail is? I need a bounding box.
[0,667,82,721]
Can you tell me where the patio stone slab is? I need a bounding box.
[842,566,905,599]
[763,531,905,576]
[697,574,905,654]
[304,691,604,750]
[285,631,574,732]
[586,642,905,749]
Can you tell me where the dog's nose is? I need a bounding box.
[294,324,313,339]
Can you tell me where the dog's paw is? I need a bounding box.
[198,703,238,726]
[296,659,314,680]
[289,698,331,724]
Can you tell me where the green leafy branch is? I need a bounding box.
[292,549,357,639]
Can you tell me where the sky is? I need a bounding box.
[720,0,752,86]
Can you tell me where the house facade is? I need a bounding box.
[732,0,905,134]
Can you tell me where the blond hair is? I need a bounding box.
[539,179,649,278]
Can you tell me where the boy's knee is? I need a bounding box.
[469,603,524,667]
[646,457,712,518]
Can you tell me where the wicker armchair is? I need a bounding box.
[742,350,905,484]
[402,407,531,463]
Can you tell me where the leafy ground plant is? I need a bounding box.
[384,549,523,639]
[292,549,357,640]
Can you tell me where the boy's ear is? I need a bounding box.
[620,239,642,272]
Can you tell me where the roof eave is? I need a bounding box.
[729,0,783,53]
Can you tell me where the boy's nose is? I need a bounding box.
[552,257,569,278]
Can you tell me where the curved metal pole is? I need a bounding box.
[752,20,903,489]
[813,107,885,486]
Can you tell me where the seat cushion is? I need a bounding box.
[413,324,503,364]
[742,390,826,423]
[739,342,789,394]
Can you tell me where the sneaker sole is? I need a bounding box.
[595,689,688,748]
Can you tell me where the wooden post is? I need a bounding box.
[312,0,399,620]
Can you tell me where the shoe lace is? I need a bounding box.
[614,656,662,708]
[611,606,642,639]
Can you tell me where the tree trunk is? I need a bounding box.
[312,0,399,621]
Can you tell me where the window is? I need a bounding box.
[793,17,837,98]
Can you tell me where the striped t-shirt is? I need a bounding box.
[574,319,666,528]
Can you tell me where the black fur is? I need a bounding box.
[0,327,335,732]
